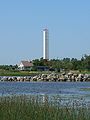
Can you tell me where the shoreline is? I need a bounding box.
[0,72,90,82]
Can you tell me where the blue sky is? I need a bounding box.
[0,0,90,64]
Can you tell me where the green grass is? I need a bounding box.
[0,69,90,76]
[0,70,38,76]
[0,69,52,76]
[80,70,90,74]
[0,95,90,120]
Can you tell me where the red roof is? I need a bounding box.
[21,61,33,67]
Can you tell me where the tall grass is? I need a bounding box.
[0,95,89,120]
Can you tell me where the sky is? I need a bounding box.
[0,0,90,65]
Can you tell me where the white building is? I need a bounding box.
[18,61,33,70]
[43,29,49,60]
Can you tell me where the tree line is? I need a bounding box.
[33,54,90,71]
[0,54,90,71]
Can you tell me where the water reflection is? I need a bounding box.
[0,82,90,107]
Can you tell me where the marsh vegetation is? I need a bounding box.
[0,95,90,120]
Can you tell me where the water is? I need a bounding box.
[0,82,90,106]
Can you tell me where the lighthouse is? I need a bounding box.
[43,29,49,60]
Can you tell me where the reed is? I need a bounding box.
[0,95,89,120]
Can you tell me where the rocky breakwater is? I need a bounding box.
[0,72,90,82]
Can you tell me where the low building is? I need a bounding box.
[36,66,49,71]
[18,61,33,71]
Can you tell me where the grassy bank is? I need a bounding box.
[0,70,39,76]
[0,69,90,76]
[0,69,51,76]
[0,95,90,120]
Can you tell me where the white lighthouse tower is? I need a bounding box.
[43,29,49,60]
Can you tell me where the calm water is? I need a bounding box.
[0,82,90,106]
